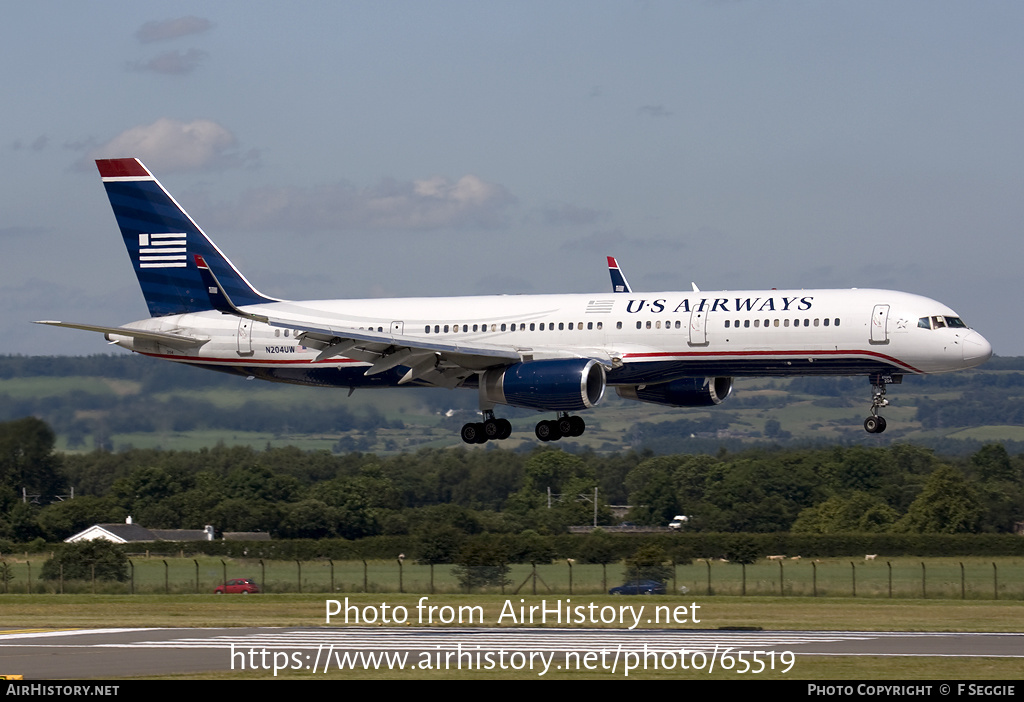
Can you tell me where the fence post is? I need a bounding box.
[330,559,335,594]
[741,563,746,596]
[887,561,892,599]
[779,560,784,596]
[163,560,169,594]
[960,562,965,600]
[194,560,199,594]
[850,561,856,597]
[567,559,573,596]
[706,559,712,596]
[921,562,926,599]
[297,560,303,594]
[812,561,817,597]
[130,560,135,595]
[993,562,998,600]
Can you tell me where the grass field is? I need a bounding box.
[23,371,1001,454]
[3,593,1021,631]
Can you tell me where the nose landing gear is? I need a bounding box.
[863,373,901,434]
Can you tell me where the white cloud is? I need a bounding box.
[128,49,208,75]
[85,118,257,172]
[638,104,674,118]
[196,174,517,232]
[135,17,212,43]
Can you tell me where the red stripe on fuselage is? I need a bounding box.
[622,348,922,373]
[137,352,364,366]
[137,347,921,373]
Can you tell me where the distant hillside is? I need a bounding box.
[1,354,1022,455]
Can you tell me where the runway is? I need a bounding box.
[1,627,1022,679]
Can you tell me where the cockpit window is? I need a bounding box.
[919,315,969,330]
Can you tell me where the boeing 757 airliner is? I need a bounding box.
[38,158,992,443]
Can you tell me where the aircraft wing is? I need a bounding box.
[34,321,208,350]
[192,255,608,387]
[272,315,619,388]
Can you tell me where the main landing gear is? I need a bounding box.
[460,410,512,444]
[535,412,586,442]
[863,373,901,434]
[460,411,589,443]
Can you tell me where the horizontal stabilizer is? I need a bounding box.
[34,321,206,348]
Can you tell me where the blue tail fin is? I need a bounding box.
[607,256,631,293]
[96,158,275,317]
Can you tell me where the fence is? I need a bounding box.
[0,556,1021,599]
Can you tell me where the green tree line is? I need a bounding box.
[1,418,1021,544]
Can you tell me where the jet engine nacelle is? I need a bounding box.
[616,376,734,407]
[480,358,606,411]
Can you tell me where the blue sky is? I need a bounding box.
[5,1,1023,356]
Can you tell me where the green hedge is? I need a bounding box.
[99,532,1024,562]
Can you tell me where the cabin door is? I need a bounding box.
[688,306,708,346]
[870,304,890,344]
[237,318,254,356]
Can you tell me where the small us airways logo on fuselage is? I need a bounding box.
[586,300,615,313]
[138,233,187,268]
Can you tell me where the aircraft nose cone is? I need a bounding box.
[962,331,993,367]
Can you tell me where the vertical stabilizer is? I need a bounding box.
[96,158,275,317]
[607,256,632,293]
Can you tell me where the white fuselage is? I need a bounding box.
[111,287,991,387]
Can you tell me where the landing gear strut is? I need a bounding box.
[535,412,586,442]
[461,410,512,444]
[863,373,901,434]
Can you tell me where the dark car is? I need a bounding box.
[214,578,260,594]
[609,579,666,595]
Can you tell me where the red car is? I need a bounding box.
[214,578,260,594]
